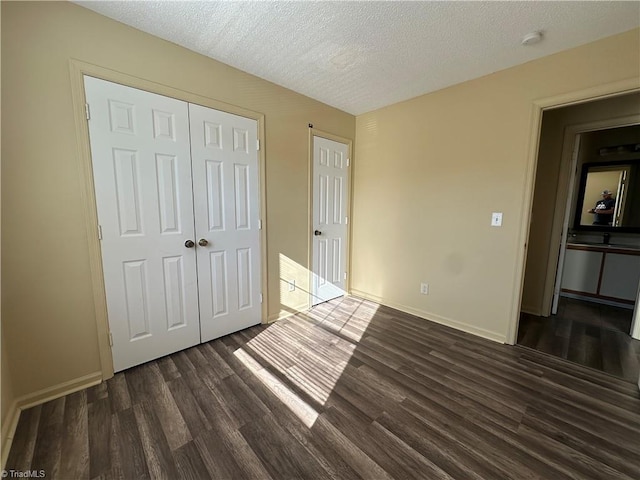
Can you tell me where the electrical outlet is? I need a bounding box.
[288,279,296,292]
[420,283,429,295]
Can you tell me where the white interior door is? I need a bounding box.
[85,76,200,372]
[189,104,262,342]
[312,136,349,306]
[552,134,582,315]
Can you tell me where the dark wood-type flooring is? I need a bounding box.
[518,297,640,382]
[7,296,640,479]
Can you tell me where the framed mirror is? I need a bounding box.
[573,159,640,232]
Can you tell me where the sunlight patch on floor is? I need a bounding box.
[234,299,380,427]
[233,348,319,428]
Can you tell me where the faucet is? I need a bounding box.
[603,232,610,245]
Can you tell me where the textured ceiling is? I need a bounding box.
[75,1,640,115]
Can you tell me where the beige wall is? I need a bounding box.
[1,1,354,399]
[522,94,640,315]
[0,0,15,450]
[353,28,640,341]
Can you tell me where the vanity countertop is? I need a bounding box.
[567,242,640,254]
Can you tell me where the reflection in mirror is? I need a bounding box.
[574,159,640,231]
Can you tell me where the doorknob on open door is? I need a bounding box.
[198,238,209,247]
[184,240,195,248]
[314,230,322,236]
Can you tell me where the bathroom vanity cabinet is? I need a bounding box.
[561,243,640,304]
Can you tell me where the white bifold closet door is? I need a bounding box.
[84,76,261,372]
[189,104,262,343]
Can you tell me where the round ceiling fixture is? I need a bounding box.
[521,31,543,46]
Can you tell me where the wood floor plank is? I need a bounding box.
[400,398,573,480]
[376,406,493,480]
[239,413,330,480]
[181,369,241,432]
[521,407,640,479]
[124,364,153,406]
[172,441,211,480]
[515,422,635,480]
[311,415,393,480]
[171,350,197,376]
[519,349,637,395]
[192,428,248,480]
[195,342,234,381]
[166,376,212,439]
[133,403,179,479]
[525,395,640,454]
[106,373,132,414]
[600,329,626,379]
[5,404,41,471]
[213,373,271,427]
[368,420,454,480]
[144,363,192,451]
[30,397,65,479]
[322,405,431,480]
[517,356,640,413]
[59,390,89,480]
[113,408,149,480]
[193,391,275,480]
[433,343,640,428]
[7,295,640,480]
[184,346,209,369]
[88,398,111,478]
[105,412,125,480]
[156,355,181,382]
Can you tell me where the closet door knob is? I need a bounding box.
[184,240,195,248]
[314,230,322,236]
[198,238,209,247]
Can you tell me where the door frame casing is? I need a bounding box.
[506,77,640,345]
[307,129,353,309]
[69,59,268,380]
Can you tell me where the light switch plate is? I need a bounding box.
[491,212,503,226]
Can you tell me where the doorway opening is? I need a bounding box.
[518,92,640,382]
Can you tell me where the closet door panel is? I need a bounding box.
[85,76,200,372]
[189,104,261,342]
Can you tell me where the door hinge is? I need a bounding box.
[345,216,349,224]
[344,272,347,280]
[97,225,103,240]
[258,220,262,230]
[256,139,260,151]
[85,103,91,120]
[347,158,350,167]
[259,293,263,303]
[109,332,113,346]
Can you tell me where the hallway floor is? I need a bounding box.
[518,297,640,382]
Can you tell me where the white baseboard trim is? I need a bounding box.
[350,289,507,344]
[1,371,102,468]
[560,292,635,310]
[267,304,309,323]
